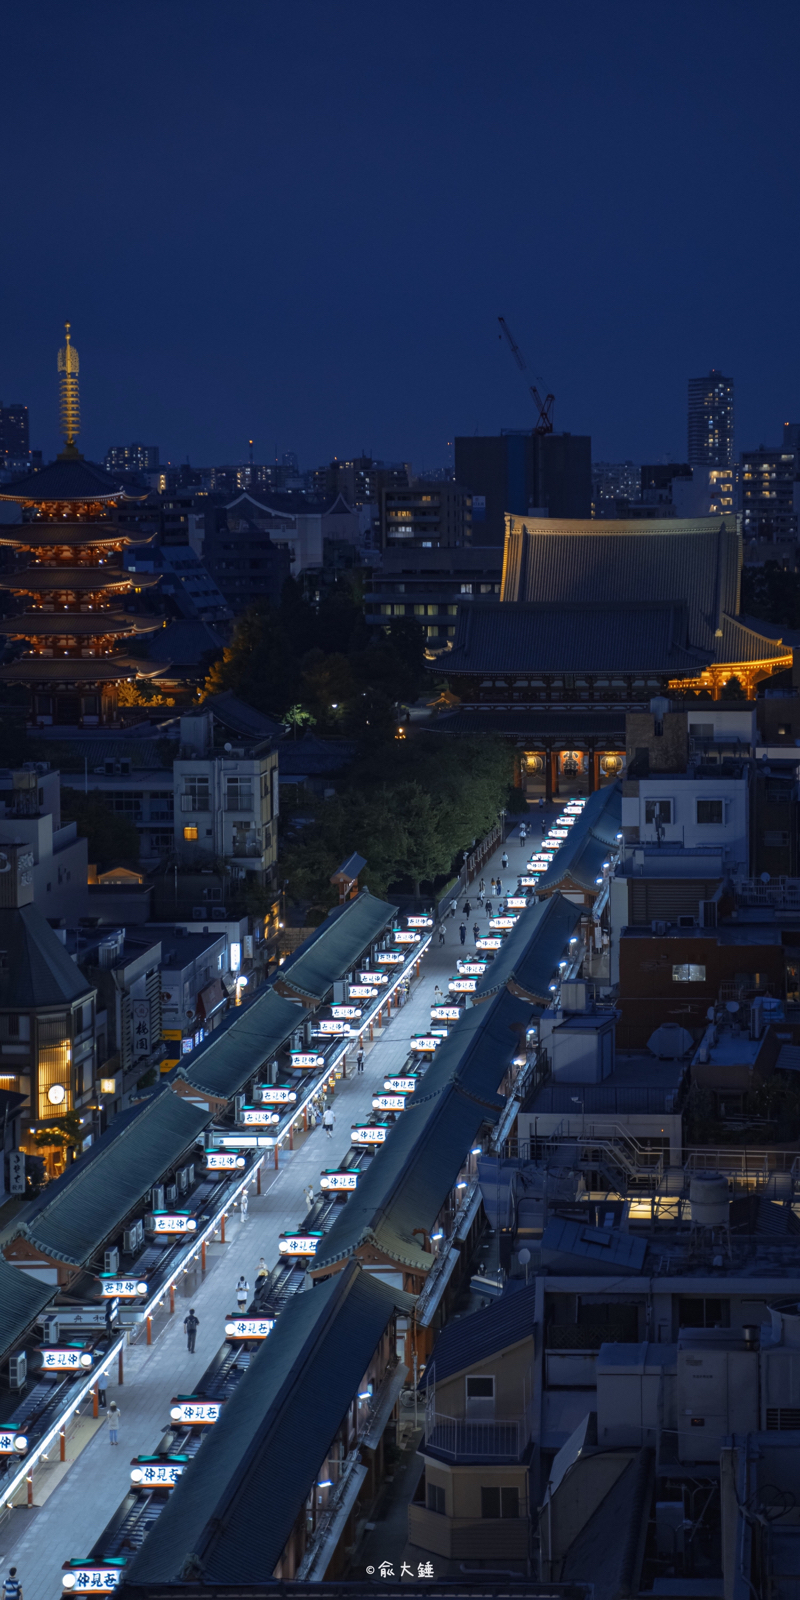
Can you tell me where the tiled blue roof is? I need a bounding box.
[535,785,622,896]
[277,889,397,1002]
[445,601,704,676]
[421,1281,537,1387]
[474,893,583,1003]
[181,987,307,1100]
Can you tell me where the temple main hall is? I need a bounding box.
[430,513,793,797]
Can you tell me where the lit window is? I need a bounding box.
[184,825,198,841]
[672,964,706,982]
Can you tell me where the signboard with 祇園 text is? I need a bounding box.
[132,999,151,1061]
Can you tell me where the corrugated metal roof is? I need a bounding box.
[501,515,740,654]
[314,1082,488,1275]
[277,889,397,1001]
[421,1281,537,1388]
[446,602,705,676]
[408,988,534,1106]
[10,1089,210,1267]
[182,987,307,1099]
[475,893,583,1002]
[124,1263,411,1585]
[535,785,622,896]
[0,1255,56,1363]
[0,906,93,1010]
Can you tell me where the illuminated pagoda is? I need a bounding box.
[0,325,163,726]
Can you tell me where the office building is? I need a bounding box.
[104,443,160,474]
[173,711,279,893]
[365,545,502,650]
[379,480,472,550]
[688,369,734,469]
[309,456,410,507]
[740,443,798,544]
[455,431,591,546]
[0,402,29,467]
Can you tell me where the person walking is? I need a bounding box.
[438,923,446,945]
[519,824,527,844]
[323,1106,335,1138]
[307,1103,317,1130]
[539,796,545,812]
[304,1184,315,1213]
[472,922,480,943]
[240,1187,248,1221]
[449,897,457,919]
[477,886,485,906]
[495,877,502,896]
[479,878,485,895]
[3,1569,21,1600]
[459,921,467,945]
[106,1402,121,1445]
[97,1373,107,1409]
[256,1256,269,1285]
[489,877,496,896]
[184,1308,199,1352]
[357,1046,365,1073]
[463,898,471,917]
[236,1275,249,1311]
[501,851,509,871]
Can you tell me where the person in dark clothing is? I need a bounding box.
[184,1309,199,1352]
[459,922,467,945]
[357,1048,365,1073]
[472,922,480,942]
[463,900,471,917]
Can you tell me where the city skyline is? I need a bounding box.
[1,0,799,469]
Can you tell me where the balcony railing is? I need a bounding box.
[424,1409,530,1461]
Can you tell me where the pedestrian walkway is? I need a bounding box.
[0,818,546,1600]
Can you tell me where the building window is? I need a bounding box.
[672,963,706,982]
[696,799,724,824]
[645,799,672,825]
[182,778,210,812]
[184,825,199,841]
[678,1296,730,1329]
[460,583,473,594]
[426,1482,446,1515]
[481,1486,520,1519]
[764,830,790,847]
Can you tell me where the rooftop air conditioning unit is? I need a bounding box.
[122,1226,139,1254]
[677,915,696,929]
[211,905,226,918]
[192,907,205,919]
[135,1219,144,1248]
[165,1182,178,1206]
[651,920,667,936]
[151,1184,165,1211]
[104,1247,119,1275]
[9,1353,26,1391]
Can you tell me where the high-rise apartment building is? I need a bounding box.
[455,431,591,545]
[379,481,472,549]
[687,370,734,468]
[105,442,160,473]
[740,444,797,544]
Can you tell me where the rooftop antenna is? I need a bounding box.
[249,439,254,466]
[57,322,81,458]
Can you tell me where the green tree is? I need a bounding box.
[30,1110,84,1156]
[61,791,140,871]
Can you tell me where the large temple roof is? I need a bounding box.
[0,612,163,637]
[501,514,741,656]
[0,523,156,547]
[444,601,715,676]
[0,455,130,503]
[0,567,160,591]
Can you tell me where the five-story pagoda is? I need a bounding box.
[0,325,163,726]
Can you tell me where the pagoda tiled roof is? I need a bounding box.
[0,522,156,547]
[0,656,165,683]
[0,612,163,637]
[0,567,159,591]
[0,455,128,502]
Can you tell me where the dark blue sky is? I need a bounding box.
[2,0,799,471]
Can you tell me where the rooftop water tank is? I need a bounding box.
[689,1172,729,1228]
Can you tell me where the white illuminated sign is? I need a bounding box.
[506,897,528,909]
[375,951,403,964]
[358,970,388,985]
[0,1429,27,1454]
[40,1348,93,1371]
[230,942,241,971]
[348,985,377,999]
[320,1170,359,1191]
[258,1085,297,1104]
[384,1076,418,1093]
[431,1005,462,1021]
[318,1018,350,1033]
[205,1151,246,1170]
[476,937,503,950]
[351,1125,388,1144]
[291,1052,325,1067]
[393,931,419,944]
[410,1035,440,1051]
[519,877,539,887]
[130,1461,185,1487]
[62,1567,124,1593]
[101,1277,148,1298]
[224,1316,274,1339]
[240,1107,279,1125]
[151,1214,198,1234]
[458,961,487,975]
[373,1094,406,1111]
[449,978,477,993]
[489,916,517,930]
[169,1399,222,1425]
[550,829,568,838]
[407,915,433,927]
[278,1233,321,1256]
[331,1005,363,1019]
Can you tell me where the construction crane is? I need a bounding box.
[497,316,554,434]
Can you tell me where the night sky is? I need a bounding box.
[2,0,799,471]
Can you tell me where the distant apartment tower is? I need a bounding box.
[687,370,734,469]
[740,443,798,544]
[455,431,591,545]
[379,481,472,549]
[0,402,29,464]
[105,442,160,473]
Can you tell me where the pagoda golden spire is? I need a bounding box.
[57,321,81,457]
